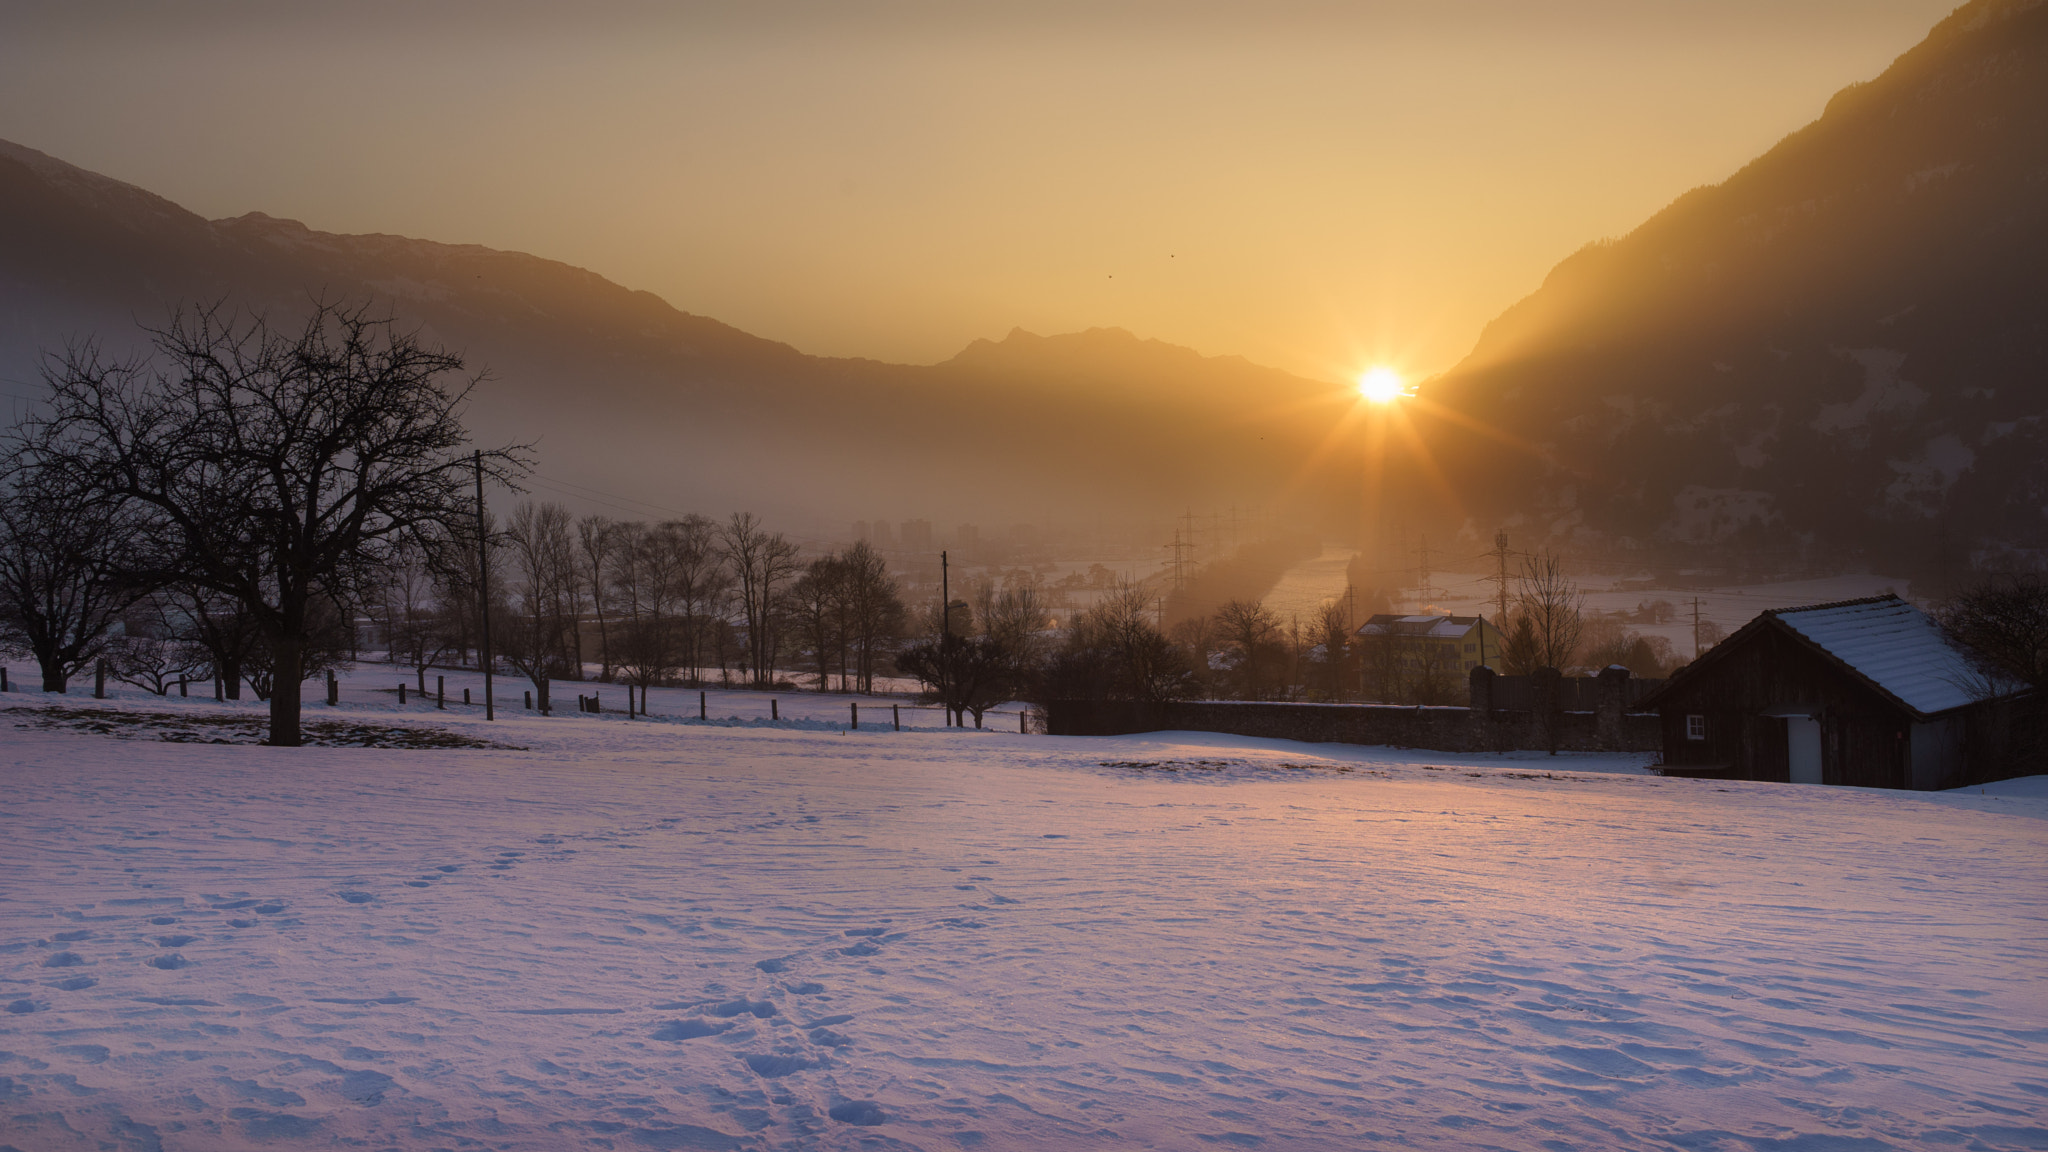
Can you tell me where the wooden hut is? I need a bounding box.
[1636,594,2020,789]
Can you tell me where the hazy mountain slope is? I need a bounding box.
[1420,0,2048,577]
[0,140,1357,535]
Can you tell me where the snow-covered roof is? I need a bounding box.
[1357,614,1481,640]
[1772,595,1987,716]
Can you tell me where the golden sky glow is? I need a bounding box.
[0,2,1960,382]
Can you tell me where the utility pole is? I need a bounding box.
[940,548,951,726]
[475,451,495,721]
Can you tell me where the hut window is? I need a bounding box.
[1685,714,1706,741]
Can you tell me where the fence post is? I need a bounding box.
[438,675,445,709]
[464,688,471,705]
[893,704,900,731]
[1596,665,1630,751]
[326,670,338,707]
[215,676,223,702]
[95,659,106,699]
[1020,709,1027,734]
[540,678,549,716]
[525,690,532,710]
[700,690,706,720]
[1,667,8,691]
[399,683,407,705]
[1531,666,1562,755]
[851,701,858,729]
[771,698,779,721]
[178,677,186,697]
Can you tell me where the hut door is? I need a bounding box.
[1787,716,1823,785]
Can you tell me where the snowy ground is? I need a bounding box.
[2,690,2044,1151]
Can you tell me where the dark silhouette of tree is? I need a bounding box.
[26,301,523,745]
[719,512,799,688]
[839,541,901,694]
[1038,583,1192,703]
[1938,572,2048,692]
[1214,598,1281,699]
[0,454,152,692]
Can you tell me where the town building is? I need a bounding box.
[1355,614,1504,675]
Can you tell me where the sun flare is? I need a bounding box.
[1358,366,1403,403]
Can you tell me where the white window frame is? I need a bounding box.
[1685,714,1706,741]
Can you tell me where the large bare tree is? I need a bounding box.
[26,301,523,745]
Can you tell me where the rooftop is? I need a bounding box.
[1770,595,1990,717]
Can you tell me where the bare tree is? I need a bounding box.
[719,513,800,687]
[1516,552,1584,673]
[1214,598,1281,699]
[501,501,577,711]
[106,593,210,695]
[839,540,901,694]
[1039,582,1192,703]
[575,515,615,681]
[0,454,152,692]
[664,515,725,685]
[26,301,523,744]
[380,545,456,694]
[1938,572,2048,692]
[1311,599,1353,700]
[790,554,848,692]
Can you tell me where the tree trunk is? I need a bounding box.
[268,633,304,746]
[221,655,243,700]
[39,655,67,693]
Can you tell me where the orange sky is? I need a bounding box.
[0,1,1960,383]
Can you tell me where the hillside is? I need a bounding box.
[0,140,1357,535]
[1418,0,2048,580]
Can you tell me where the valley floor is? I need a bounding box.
[1,694,2043,1150]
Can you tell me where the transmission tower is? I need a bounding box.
[1413,534,1447,608]
[1486,530,1514,626]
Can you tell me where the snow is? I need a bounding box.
[2,687,2045,1150]
[1773,595,1985,716]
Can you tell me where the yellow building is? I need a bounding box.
[1355,614,1505,675]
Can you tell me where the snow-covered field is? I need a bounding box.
[2,691,2044,1150]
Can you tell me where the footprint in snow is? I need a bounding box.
[41,951,85,968]
[155,935,197,948]
[53,930,90,942]
[338,892,374,904]
[404,881,431,888]
[53,977,96,991]
[743,1053,815,1078]
[842,928,885,938]
[147,954,189,970]
[254,903,285,914]
[653,1018,730,1041]
[755,958,789,973]
[786,982,825,995]
[839,940,880,957]
[829,1100,884,1126]
[227,919,258,928]
[434,865,461,873]
[5,999,38,1014]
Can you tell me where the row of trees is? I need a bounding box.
[395,506,908,709]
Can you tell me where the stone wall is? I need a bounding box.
[1043,667,1661,754]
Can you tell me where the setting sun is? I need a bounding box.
[1358,366,1403,403]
